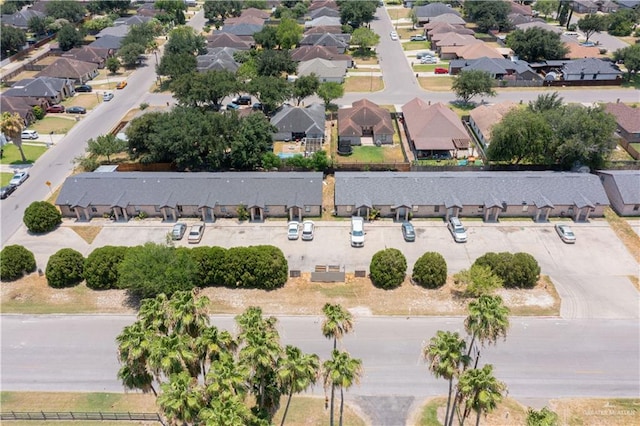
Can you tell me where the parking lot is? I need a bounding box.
[9,217,638,319]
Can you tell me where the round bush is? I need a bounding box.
[23,201,62,234]
[369,248,407,289]
[46,248,85,288]
[190,246,228,287]
[507,252,540,289]
[84,246,128,290]
[220,245,287,290]
[412,252,447,289]
[0,244,37,281]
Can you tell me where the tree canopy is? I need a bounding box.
[351,27,380,56]
[158,26,206,79]
[338,0,377,28]
[463,0,511,32]
[171,70,239,109]
[1,25,26,56]
[451,70,495,104]
[613,44,640,79]
[203,0,242,29]
[317,81,344,108]
[292,74,320,106]
[45,0,86,22]
[577,14,605,42]
[56,23,83,51]
[505,27,568,62]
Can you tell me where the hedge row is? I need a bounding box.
[43,243,289,298]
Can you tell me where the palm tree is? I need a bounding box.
[204,352,249,400]
[157,371,205,426]
[323,350,363,426]
[464,295,510,360]
[424,331,469,426]
[116,322,157,396]
[1,112,27,162]
[278,345,320,426]
[321,303,353,350]
[321,303,354,425]
[456,365,506,426]
[196,326,236,377]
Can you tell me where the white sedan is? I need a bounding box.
[555,223,576,244]
[9,171,29,186]
[287,221,300,240]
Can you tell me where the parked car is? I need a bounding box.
[580,41,595,47]
[252,102,263,110]
[188,223,205,244]
[401,222,416,242]
[46,104,65,113]
[103,92,114,101]
[301,220,315,241]
[74,84,92,92]
[232,95,252,105]
[172,223,187,240]
[20,130,38,139]
[447,216,467,243]
[9,171,29,186]
[555,223,576,244]
[226,103,240,110]
[390,31,398,41]
[66,106,86,114]
[0,185,16,199]
[416,51,435,59]
[350,216,365,247]
[116,80,127,89]
[420,57,437,64]
[434,67,449,74]
[410,34,427,41]
[287,221,300,240]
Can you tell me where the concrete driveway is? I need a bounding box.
[10,217,638,320]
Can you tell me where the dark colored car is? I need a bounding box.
[252,102,263,110]
[67,106,87,114]
[434,67,449,74]
[46,104,65,113]
[232,95,252,105]
[74,84,93,92]
[401,222,416,242]
[0,185,16,199]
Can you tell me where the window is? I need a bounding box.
[177,205,183,213]
[346,206,352,212]
[413,205,418,212]
[434,206,440,213]
[634,205,640,211]
[264,206,269,213]
[305,206,310,212]
[522,205,528,212]
[91,207,97,213]
[220,206,227,213]
[155,206,160,213]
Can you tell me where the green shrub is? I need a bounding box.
[221,245,287,289]
[474,251,540,289]
[117,242,197,299]
[0,245,37,281]
[46,248,85,288]
[370,248,407,289]
[23,201,62,234]
[465,264,503,297]
[190,246,227,287]
[412,252,447,289]
[237,204,249,221]
[33,105,45,120]
[84,246,128,290]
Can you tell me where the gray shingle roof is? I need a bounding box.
[415,3,461,18]
[96,25,131,38]
[3,77,70,98]
[89,35,124,50]
[562,58,622,76]
[1,9,45,28]
[334,172,609,208]
[56,172,324,209]
[270,104,326,135]
[597,170,640,204]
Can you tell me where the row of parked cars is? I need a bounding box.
[0,171,30,199]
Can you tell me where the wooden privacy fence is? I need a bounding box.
[1,411,164,423]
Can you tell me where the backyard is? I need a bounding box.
[0,143,48,165]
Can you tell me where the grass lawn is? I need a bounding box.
[30,116,77,134]
[0,143,47,165]
[403,41,431,51]
[63,93,100,110]
[344,76,384,92]
[0,392,366,426]
[345,146,385,162]
[630,143,640,153]
[609,145,634,161]
[1,172,13,185]
[388,6,412,19]
[419,76,453,91]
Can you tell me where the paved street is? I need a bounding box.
[1,315,638,422]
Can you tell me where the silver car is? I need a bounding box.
[187,223,205,244]
[301,220,315,241]
[447,216,468,243]
[172,223,187,240]
[555,223,576,244]
[287,221,300,240]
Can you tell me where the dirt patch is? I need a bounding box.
[70,226,102,244]
[322,174,336,219]
[604,207,640,264]
[419,76,453,91]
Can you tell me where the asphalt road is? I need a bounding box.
[1,315,638,422]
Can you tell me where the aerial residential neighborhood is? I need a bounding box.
[1,0,639,425]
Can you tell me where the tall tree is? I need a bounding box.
[28,16,47,36]
[292,74,319,106]
[486,108,552,164]
[0,112,27,162]
[528,92,563,113]
[56,23,83,51]
[171,70,238,109]
[157,371,204,424]
[532,0,559,19]
[338,0,377,28]
[86,133,127,163]
[456,364,506,426]
[505,27,569,62]
[277,345,320,426]
[463,0,511,32]
[276,17,302,50]
[323,350,363,426]
[248,76,292,115]
[613,44,640,80]
[464,295,510,361]
[577,13,605,42]
[424,331,469,426]
[317,81,344,109]
[45,0,87,22]
[255,49,297,77]
[253,25,278,50]
[321,303,354,426]
[451,70,496,105]
[1,25,26,56]
[350,27,380,56]
[203,0,242,29]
